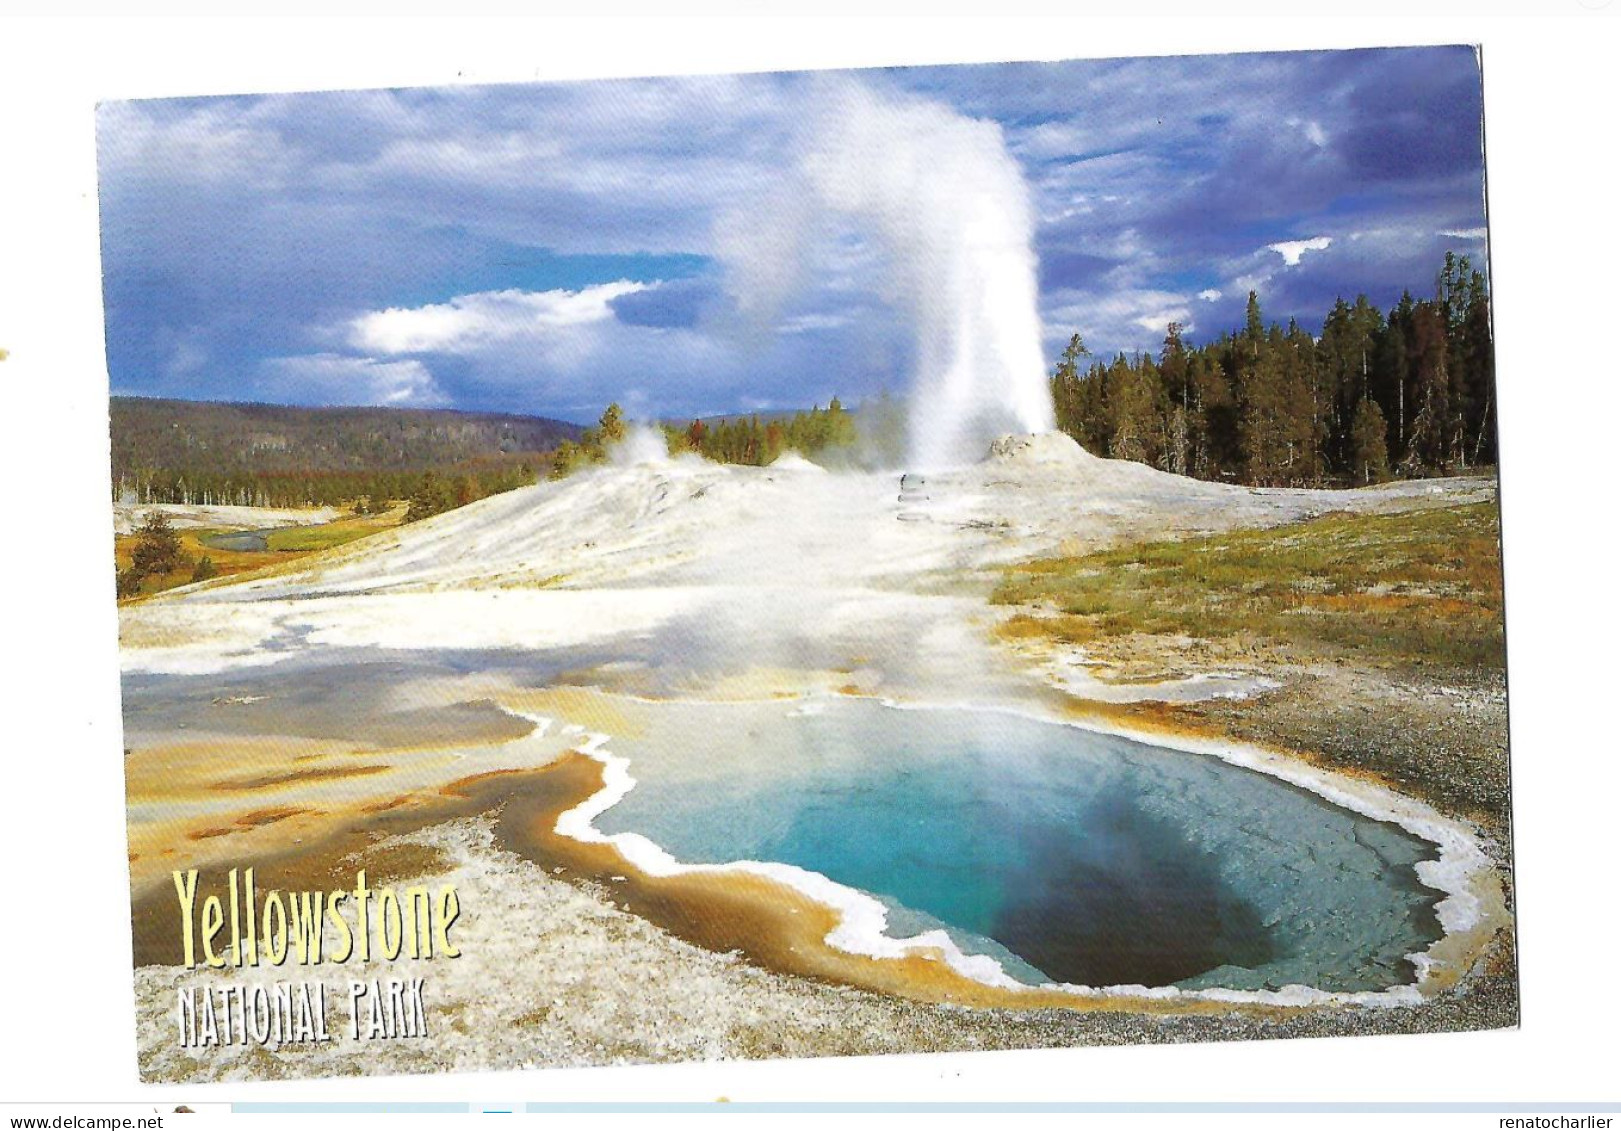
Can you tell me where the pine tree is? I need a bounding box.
[685,419,707,452]
[1404,304,1452,471]
[1284,318,1325,480]
[597,403,626,445]
[115,568,144,599]
[1104,355,1161,464]
[129,512,184,577]
[1385,291,1416,463]
[1156,324,1193,474]
[1050,333,1090,440]
[405,471,456,522]
[1349,398,1390,484]
[1245,291,1264,346]
[1462,276,1496,465]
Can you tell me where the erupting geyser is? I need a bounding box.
[721,78,1057,469]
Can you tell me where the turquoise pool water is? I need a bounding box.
[594,699,1442,993]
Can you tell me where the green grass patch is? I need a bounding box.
[115,509,404,601]
[263,521,385,552]
[993,502,1506,672]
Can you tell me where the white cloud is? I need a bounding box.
[1134,307,1194,333]
[97,100,300,191]
[349,282,649,355]
[259,353,448,408]
[779,312,855,334]
[99,56,1490,420]
[330,278,821,414]
[1285,116,1328,148]
[1267,236,1333,267]
[1216,234,1340,304]
[1044,286,1199,356]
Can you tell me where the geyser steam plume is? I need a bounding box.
[720,78,1056,469]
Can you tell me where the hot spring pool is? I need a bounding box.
[588,698,1443,994]
[122,646,1448,997]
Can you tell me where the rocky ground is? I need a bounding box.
[123,434,1518,1081]
[1031,632,1513,851]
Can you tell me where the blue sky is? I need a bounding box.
[97,46,1487,424]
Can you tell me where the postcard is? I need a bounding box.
[101,45,1514,1083]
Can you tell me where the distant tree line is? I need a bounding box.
[1050,252,1495,486]
[118,462,538,510]
[675,399,857,466]
[548,400,859,479]
[398,463,538,522]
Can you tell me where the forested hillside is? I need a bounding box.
[1051,253,1495,486]
[110,398,581,506]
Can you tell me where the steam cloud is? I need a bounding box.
[610,423,674,467]
[718,77,1056,469]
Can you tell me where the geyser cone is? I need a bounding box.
[985,431,1099,467]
